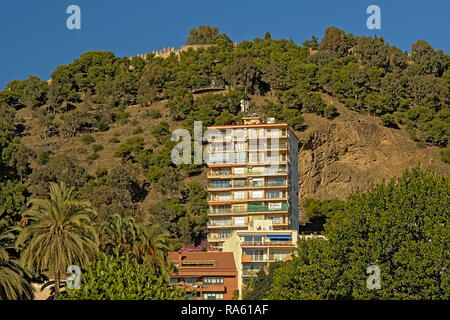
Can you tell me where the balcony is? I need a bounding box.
[242,270,261,276]
[207,234,231,241]
[207,221,247,228]
[247,203,288,212]
[241,254,269,263]
[207,183,232,189]
[207,221,232,227]
[207,208,247,215]
[268,255,290,262]
[248,168,288,176]
[241,239,294,246]
[208,182,287,190]
[208,170,232,177]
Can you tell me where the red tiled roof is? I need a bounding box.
[169,251,237,276]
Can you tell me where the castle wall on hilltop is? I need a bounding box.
[133,44,213,60]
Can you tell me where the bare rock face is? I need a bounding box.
[296,105,449,216]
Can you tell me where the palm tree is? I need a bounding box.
[100,213,144,257]
[16,182,99,299]
[139,224,174,277]
[0,219,34,300]
[100,214,173,276]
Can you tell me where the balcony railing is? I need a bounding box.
[207,183,232,189]
[242,270,261,276]
[268,255,289,262]
[207,182,287,189]
[247,203,288,212]
[207,221,232,227]
[207,234,232,241]
[248,169,288,176]
[249,255,268,262]
[242,240,293,246]
[208,171,232,176]
[207,208,246,215]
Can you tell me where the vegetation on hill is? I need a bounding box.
[0,25,449,299]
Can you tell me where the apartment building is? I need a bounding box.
[222,220,298,298]
[168,251,238,300]
[206,116,299,251]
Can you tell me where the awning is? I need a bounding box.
[267,234,291,239]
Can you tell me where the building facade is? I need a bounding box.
[206,116,299,251]
[222,220,298,298]
[168,251,238,300]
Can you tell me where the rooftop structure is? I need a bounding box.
[168,251,238,300]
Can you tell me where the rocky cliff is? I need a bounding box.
[296,98,449,221]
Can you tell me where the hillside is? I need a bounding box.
[296,95,448,221]
[17,91,449,225]
[1,25,449,247]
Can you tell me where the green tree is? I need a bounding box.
[19,76,48,109]
[270,168,450,299]
[16,182,99,299]
[303,35,319,50]
[186,25,230,44]
[411,40,448,76]
[0,220,34,300]
[319,26,353,57]
[223,56,260,94]
[302,92,326,115]
[324,104,339,119]
[60,252,185,300]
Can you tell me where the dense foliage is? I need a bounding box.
[60,252,186,300]
[268,168,449,299]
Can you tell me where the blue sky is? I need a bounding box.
[0,0,448,89]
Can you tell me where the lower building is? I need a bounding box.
[222,220,298,298]
[168,251,238,300]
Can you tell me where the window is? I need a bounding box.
[234,141,245,151]
[232,205,246,213]
[184,278,197,285]
[251,190,263,199]
[252,178,263,187]
[203,293,223,300]
[216,205,231,213]
[212,180,231,188]
[234,152,247,163]
[213,217,231,226]
[233,179,246,187]
[233,167,245,175]
[268,216,282,224]
[267,191,281,199]
[203,277,224,285]
[234,217,245,226]
[218,193,231,201]
[170,278,178,284]
[250,166,264,174]
[233,191,245,199]
[266,177,285,187]
[186,292,198,299]
[218,231,232,239]
[242,235,263,244]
